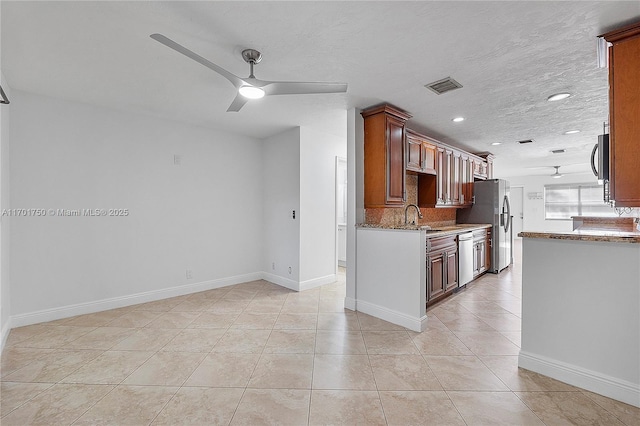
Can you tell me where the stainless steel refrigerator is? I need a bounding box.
[457,179,513,273]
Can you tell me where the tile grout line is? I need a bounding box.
[228,281,284,425]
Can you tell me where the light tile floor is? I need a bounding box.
[2,241,639,425]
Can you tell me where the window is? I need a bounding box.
[544,183,615,220]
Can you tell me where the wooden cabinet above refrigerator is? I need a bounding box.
[602,21,640,207]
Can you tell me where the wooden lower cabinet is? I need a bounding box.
[426,235,458,305]
[472,228,492,278]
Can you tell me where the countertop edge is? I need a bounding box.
[519,231,640,244]
[357,223,492,237]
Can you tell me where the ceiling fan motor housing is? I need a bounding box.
[241,49,262,64]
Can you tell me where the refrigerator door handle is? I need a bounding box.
[503,195,511,232]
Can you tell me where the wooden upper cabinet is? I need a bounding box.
[422,142,437,175]
[461,155,473,207]
[603,22,640,207]
[450,151,462,205]
[473,160,488,179]
[406,134,423,172]
[362,104,412,208]
[406,131,437,175]
[437,147,449,204]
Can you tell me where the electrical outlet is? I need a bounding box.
[292,210,296,219]
[272,262,275,270]
[288,266,292,275]
[186,269,192,279]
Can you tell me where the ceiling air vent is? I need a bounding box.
[551,149,566,154]
[518,139,534,144]
[424,77,463,95]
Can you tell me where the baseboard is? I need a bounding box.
[519,351,640,408]
[1,316,12,352]
[9,272,263,328]
[344,296,356,311]
[7,270,343,335]
[299,274,337,291]
[261,272,300,291]
[355,299,426,332]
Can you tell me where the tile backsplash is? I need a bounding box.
[365,175,457,227]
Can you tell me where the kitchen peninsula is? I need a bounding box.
[356,223,491,332]
[518,221,640,408]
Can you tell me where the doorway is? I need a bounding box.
[511,186,524,239]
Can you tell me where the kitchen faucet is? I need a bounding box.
[404,204,423,225]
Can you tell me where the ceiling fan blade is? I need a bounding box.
[150,34,245,88]
[226,93,250,112]
[263,81,347,96]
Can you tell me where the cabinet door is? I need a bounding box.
[406,135,422,172]
[445,249,459,291]
[427,253,445,301]
[608,29,640,207]
[422,142,437,174]
[436,148,447,205]
[386,116,406,204]
[450,152,462,205]
[477,241,486,273]
[443,150,453,204]
[485,233,492,272]
[460,156,468,206]
[473,241,480,277]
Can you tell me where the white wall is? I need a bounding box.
[520,237,640,407]
[299,125,346,286]
[262,127,301,287]
[262,125,347,291]
[345,108,363,310]
[10,91,264,323]
[0,73,11,346]
[504,172,603,233]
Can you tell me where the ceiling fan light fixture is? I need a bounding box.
[238,85,265,99]
[547,92,571,102]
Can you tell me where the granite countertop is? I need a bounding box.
[357,223,492,237]
[519,229,640,244]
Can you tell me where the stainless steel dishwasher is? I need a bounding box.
[458,232,474,287]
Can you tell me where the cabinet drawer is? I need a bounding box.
[427,235,457,253]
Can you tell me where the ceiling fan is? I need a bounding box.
[150,34,348,112]
[525,163,590,178]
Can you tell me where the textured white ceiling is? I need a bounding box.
[2,1,639,177]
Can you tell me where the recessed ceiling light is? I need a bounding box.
[491,142,501,146]
[563,130,580,135]
[452,117,465,122]
[547,93,571,102]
